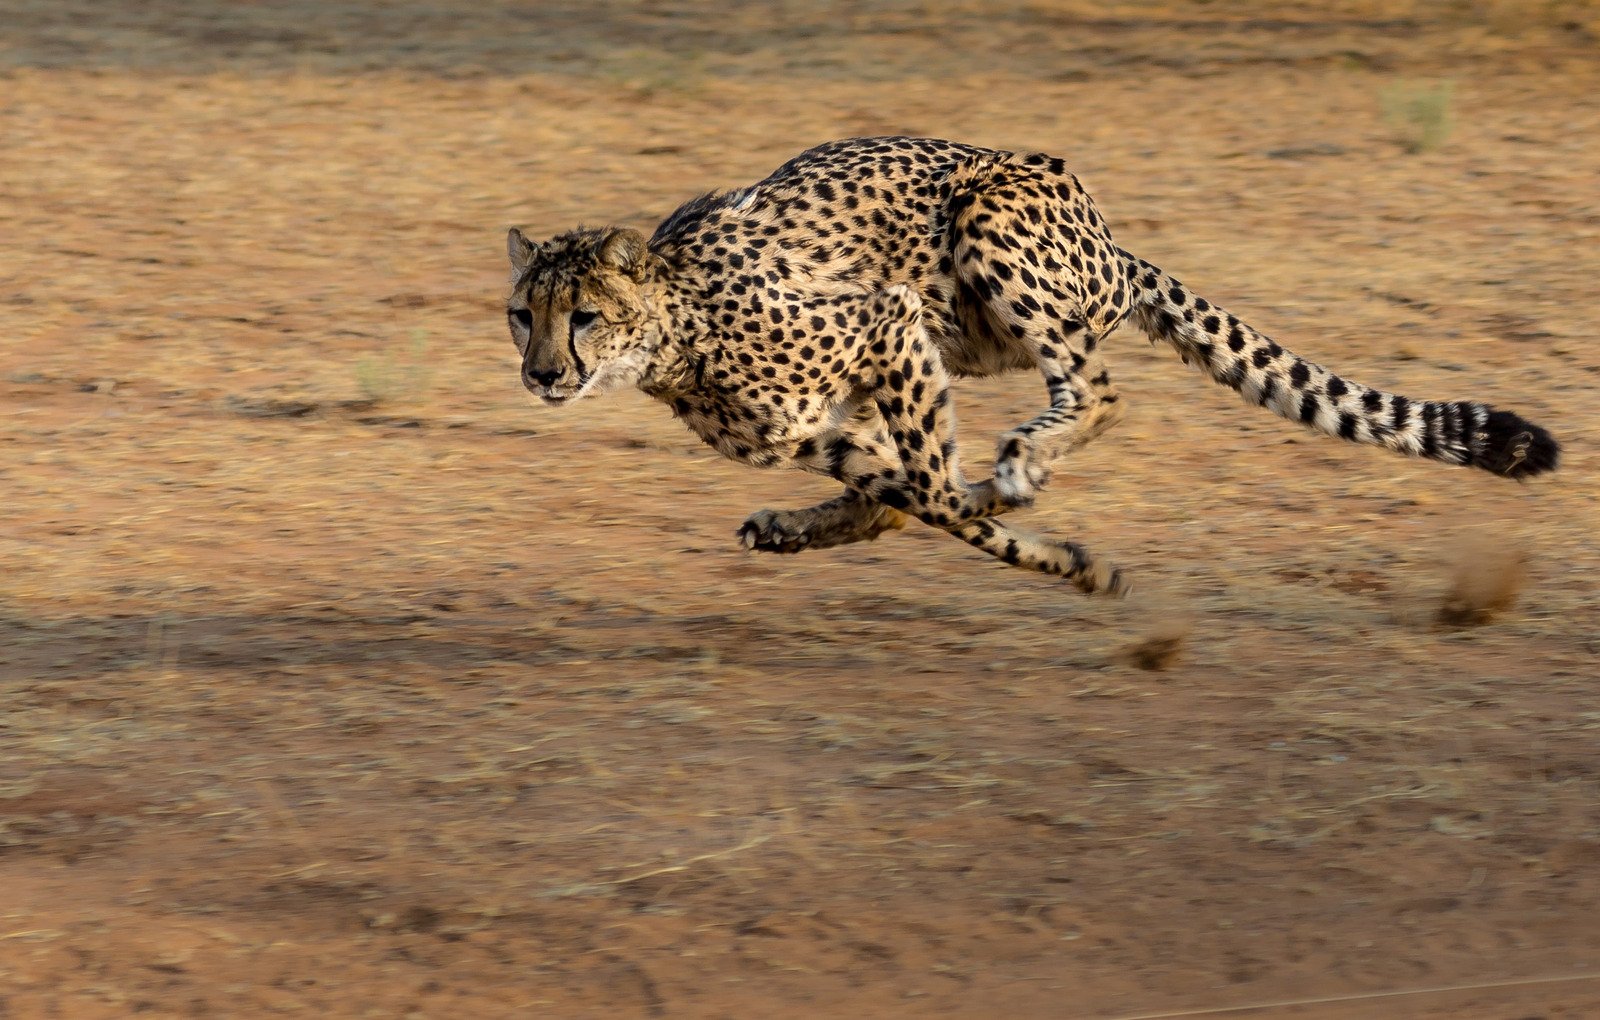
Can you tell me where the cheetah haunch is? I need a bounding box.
[506,137,1559,596]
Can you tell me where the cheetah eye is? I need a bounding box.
[509,308,532,328]
[569,309,598,329]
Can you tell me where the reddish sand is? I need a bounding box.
[3,3,1598,1016]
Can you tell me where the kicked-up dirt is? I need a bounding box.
[3,2,1599,1016]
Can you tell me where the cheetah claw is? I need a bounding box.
[737,510,814,554]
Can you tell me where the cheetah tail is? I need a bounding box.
[1116,249,1560,480]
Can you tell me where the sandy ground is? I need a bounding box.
[3,2,1600,1016]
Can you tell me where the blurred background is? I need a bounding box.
[2,1,1598,1016]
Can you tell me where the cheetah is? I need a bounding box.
[506,137,1559,596]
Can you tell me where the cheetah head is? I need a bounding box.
[506,226,657,404]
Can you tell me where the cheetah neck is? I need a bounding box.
[634,271,710,402]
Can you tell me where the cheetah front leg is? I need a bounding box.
[740,403,1004,554]
[736,376,1044,555]
[737,488,909,553]
[853,285,1030,527]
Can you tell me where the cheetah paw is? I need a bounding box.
[737,509,815,554]
[994,433,1050,508]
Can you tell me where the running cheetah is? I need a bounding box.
[506,137,1558,595]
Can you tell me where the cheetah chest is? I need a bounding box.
[667,375,861,468]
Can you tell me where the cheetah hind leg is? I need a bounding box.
[739,489,909,554]
[994,391,1127,506]
[953,518,1130,597]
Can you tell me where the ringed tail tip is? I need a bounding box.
[1472,409,1559,480]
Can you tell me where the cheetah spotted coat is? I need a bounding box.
[506,137,1559,594]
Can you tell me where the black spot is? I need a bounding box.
[1288,361,1311,389]
[1218,358,1246,391]
[1152,309,1180,340]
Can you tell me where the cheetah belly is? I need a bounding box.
[672,389,859,468]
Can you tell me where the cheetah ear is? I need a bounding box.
[507,228,537,282]
[598,227,649,280]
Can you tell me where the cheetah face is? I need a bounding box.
[506,226,655,404]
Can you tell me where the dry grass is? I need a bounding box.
[2,1,1599,1017]
[1382,79,1455,153]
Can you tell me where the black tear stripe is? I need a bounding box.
[567,320,587,381]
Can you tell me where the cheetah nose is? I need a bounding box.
[525,367,560,388]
